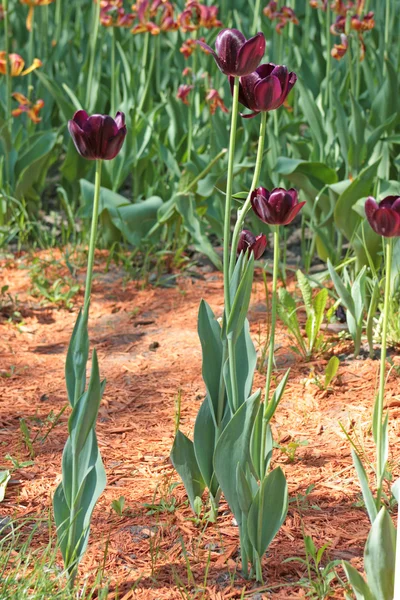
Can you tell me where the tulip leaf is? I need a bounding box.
[236,464,253,515]
[15,131,59,202]
[275,157,338,186]
[224,319,257,410]
[65,308,89,408]
[227,254,255,342]
[35,70,75,122]
[334,160,380,243]
[214,390,260,525]
[247,467,288,559]
[54,429,106,569]
[297,79,326,159]
[0,470,10,503]
[69,350,102,456]
[342,562,375,600]
[170,431,205,512]
[193,396,219,499]
[80,180,162,246]
[351,449,377,525]
[364,508,396,600]
[197,300,224,426]
[175,195,223,270]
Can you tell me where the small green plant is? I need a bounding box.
[286,534,342,598]
[29,257,80,309]
[0,470,10,502]
[111,496,125,516]
[276,439,309,463]
[327,261,367,357]
[277,270,327,360]
[324,356,340,390]
[144,479,179,516]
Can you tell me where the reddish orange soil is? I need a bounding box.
[0,249,399,599]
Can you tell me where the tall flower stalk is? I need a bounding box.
[375,237,393,506]
[2,0,11,190]
[54,111,126,584]
[85,0,101,109]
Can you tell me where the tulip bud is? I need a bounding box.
[68,110,127,160]
[237,229,267,259]
[365,196,400,238]
[251,187,305,225]
[197,28,266,77]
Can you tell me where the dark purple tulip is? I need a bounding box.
[229,63,297,118]
[365,196,400,238]
[237,229,267,259]
[197,28,266,77]
[68,110,127,160]
[251,187,305,225]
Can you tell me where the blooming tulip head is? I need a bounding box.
[12,92,44,123]
[237,230,267,259]
[365,196,400,238]
[68,110,127,160]
[229,63,297,118]
[197,28,265,77]
[251,187,305,225]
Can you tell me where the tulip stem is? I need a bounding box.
[111,27,116,117]
[85,0,101,109]
[83,159,103,309]
[2,0,11,191]
[260,226,280,477]
[224,77,240,414]
[229,111,267,279]
[223,76,240,318]
[384,0,390,64]
[375,237,393,508]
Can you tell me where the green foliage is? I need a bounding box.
[343,508,396,600]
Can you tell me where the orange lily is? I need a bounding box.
[19,0,55,31]
[12,92,44,123]
[0,52,42,76]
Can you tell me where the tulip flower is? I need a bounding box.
[206,88,229,115]
[68,110,127,160]
[264,2,299,34]
[177,84,193,105]
[251,187,305,225]
[12,92,44,123]
[229,63,297,118]
[365,196,400,238]
[178,1,222,32]
[19,0,54,31]
[197,28,266,77]
[0,52,42,76]
[100,4,135,27]
[237,230,267,259]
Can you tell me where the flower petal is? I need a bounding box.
[72,109,89,129]
[196,40,225,72]
[114,111,126,129]
[104,126,127,160]
[68,120,94,159]
[239,71,262,111]
[236,32,266,76]
[283,201,306,225]
[365,196,379,224]
[253,74,282,111]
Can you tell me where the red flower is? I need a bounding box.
[365,196,400,238]
[68,110,127,160]
[251,187,305,225]
[237,230,267,259]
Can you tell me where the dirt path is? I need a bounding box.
[1,250,399,599]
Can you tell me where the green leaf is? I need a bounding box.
[224,319,257,409]
[35,70,75,122]
[334,160,380,243]
[80,180,162,246]
[15,131,59,201]
[0,470,10,502]
[276,157,338,185]
[351,449,377,524]
[170,431,205,512]
[327,261,355,317]
[342,562,374,600]
[227,254,255,342]
[297,79,326,158]
[297,269,313,314]
[236,464,253,515]
[364,508,396,600]
[197,300,223,426]
[69,350,102,455]
[214,390,261,524]
[324,356,340,389]
[65,309,89,408]
[175,196,223,270]
[247,468,288,558]
[193,397,219,499]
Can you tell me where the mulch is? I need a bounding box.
[0,248,399,599]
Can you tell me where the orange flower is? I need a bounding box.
[331,33,348,59]
[178,1,221,32]
[264,2,299,34]
[177,84,193,105]
[19,0,54,31]
[0,52,42,77]
[12,92,44,123]
[205,89,229,115]
[100,3,135,27]
[131,0,178,34]
[180,36,205,59]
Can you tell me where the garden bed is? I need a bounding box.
[0,250,399,599]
